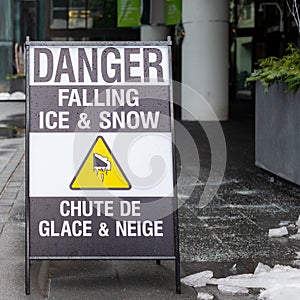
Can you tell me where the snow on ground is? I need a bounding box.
[217,284,249,295]
[181,263,300,299]
[0,92,25,100]
[182,213,300,298]
[0,92,11,100]
[259,287,300,300]
[182,210,300,300]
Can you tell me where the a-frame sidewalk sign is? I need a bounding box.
[25,37,180,294]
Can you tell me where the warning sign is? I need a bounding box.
[26,41,180,296]
[70,136,131,190]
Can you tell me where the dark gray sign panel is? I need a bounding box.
[25,40,180,294]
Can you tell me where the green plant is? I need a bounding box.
[5,74,25,80]
[246,43,300,93]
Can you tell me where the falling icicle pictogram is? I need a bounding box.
[93,153,111,182]
[70,136,131,190]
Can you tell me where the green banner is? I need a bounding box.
[166,0,182,25]
[117,0,140,27]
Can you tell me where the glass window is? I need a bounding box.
[230,0,255,28]
[229,0,255,100]
[89,0,117,28]
[69,0,89,29]
[237,0,255,28]
[51,0,117,29]
[51,0,68,29]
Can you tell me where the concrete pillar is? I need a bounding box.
[141,25,170,41]
[141,0,170,41]
[182,0,229,121]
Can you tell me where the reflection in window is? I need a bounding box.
[51,0,117,29]
[230,0,255,28]
[89,0,117,28]
[237,0,255,28]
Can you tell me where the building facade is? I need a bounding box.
[1,0,298,120]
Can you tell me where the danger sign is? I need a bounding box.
[25,40,180,293]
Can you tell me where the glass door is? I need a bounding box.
[229,0,255,101]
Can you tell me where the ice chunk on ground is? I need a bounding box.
[197,292,214,300]
[254,262,272,274]
[218,284,249,295]
[235,189,257,195]
[9,91,25,100]
[295,251,300,259]
[288,224,296,230]
[229,263,237,274]
[279,220,290,226]
[209,273,253,285]
[295,215,300,227]
[181,270,213,288]
[289,233,300,240]
[0,92,10,100]
[259,286,300,300]
[210,264,300,289]
[185,264,300,299]
[268,227,288,238]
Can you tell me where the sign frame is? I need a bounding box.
[25,37,180,294]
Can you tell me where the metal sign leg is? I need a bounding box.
[175,256,181,294]
[173,207,181,294]
[25,257,30,294]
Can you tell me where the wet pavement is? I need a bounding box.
[180,119,300,265]
[177,102,300,299]
[0,100,300,299]
[0,101,25,138]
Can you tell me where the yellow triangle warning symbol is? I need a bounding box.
[70,136,131,190]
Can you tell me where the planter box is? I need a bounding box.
[256,82,300,185]
[10,77,25,93]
